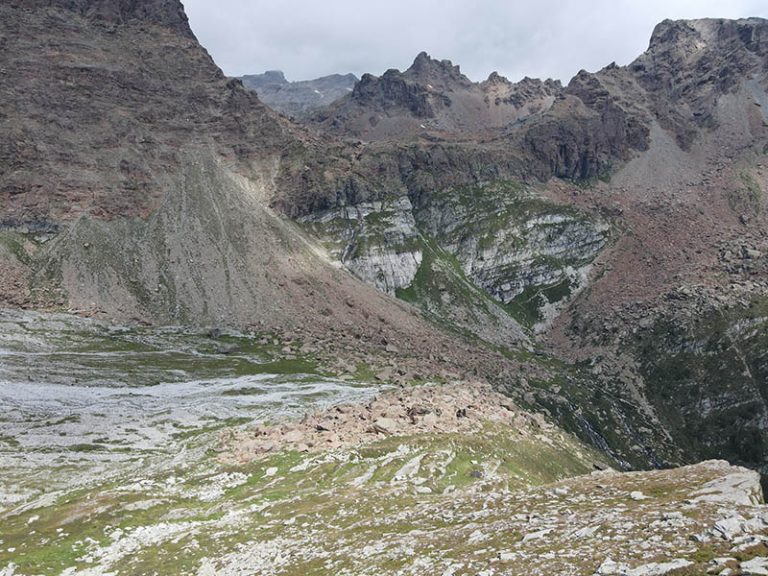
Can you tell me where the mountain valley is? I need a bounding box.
[1,2,768,574]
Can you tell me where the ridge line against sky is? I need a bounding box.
[182,0,768,84]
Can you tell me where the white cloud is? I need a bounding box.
[182,0,768,83]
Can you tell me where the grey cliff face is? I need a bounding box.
[300,197,423,296]
[629,18,768,148]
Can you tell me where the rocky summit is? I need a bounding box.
[1,2,768,575]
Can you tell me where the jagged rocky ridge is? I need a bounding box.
[314,51,562,139]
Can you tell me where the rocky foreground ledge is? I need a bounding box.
[217,384,768,576]
[225,381,555,459]
[1,383,767,576]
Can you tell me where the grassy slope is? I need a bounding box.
[1,419,607,575]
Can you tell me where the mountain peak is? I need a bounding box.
[15,0,194,36]
[405,51,470,86]
[486,71,510,85]
[631,16,768,107]
[239,70,357,117]
[646,16,768,54]
[412,51,434,68]
[240,70,288,89]
[262,70,288,84]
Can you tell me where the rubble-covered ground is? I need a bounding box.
[1,311,767,576]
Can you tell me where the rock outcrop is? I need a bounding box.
[630,18,768,148]
[227,381,551,457]
[300,196,423,295]
[313,51,562,141]
[413,181,609,330]
[301,180,606,344]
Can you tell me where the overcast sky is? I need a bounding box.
[182,0,768,84]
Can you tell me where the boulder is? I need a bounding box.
[742,557,768,575]
[372,417,400,435]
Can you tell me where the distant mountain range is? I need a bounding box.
[238,70,357,117]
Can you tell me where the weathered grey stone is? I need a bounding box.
[372,417,400,435]
[300,197,422,296]
[742,557,768,576]
[693,463,764,506]
[596,558,694,575]
[712,515,747,540]
[521,527,553,542]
